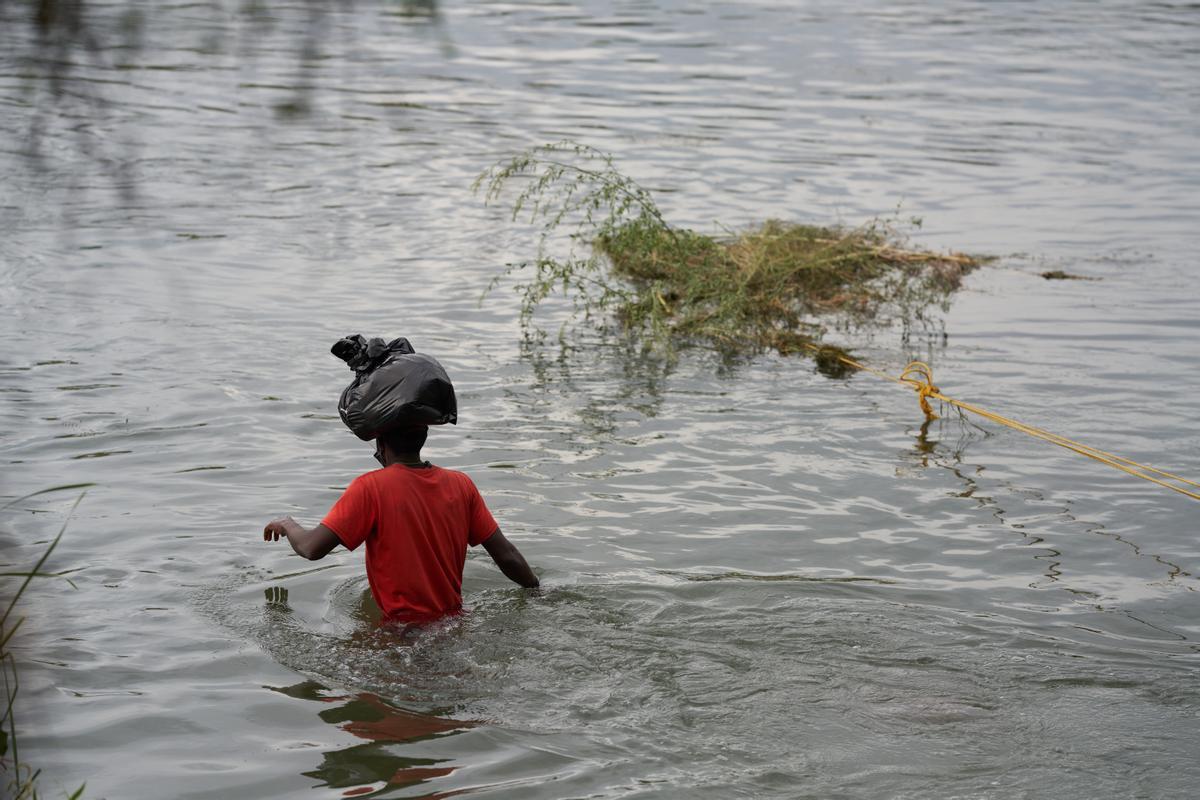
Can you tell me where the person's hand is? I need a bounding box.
[263,516,302,542]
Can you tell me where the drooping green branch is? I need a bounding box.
[473,141,678,329]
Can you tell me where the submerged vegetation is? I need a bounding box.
[1041,269,1096,281]
[476,142,983,359]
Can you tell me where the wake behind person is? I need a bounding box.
[262,335,538,624]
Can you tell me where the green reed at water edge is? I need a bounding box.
[475,142,985,357]
[1,486,91,800]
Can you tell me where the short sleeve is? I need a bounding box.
[464,476,499,547]
[321,474,377,551]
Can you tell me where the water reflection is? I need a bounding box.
[912,412,1193,589]
[268,679,473,799]
[518,332,672,437]
[3,0,445,190]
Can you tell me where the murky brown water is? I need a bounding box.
[3,1,1199,797]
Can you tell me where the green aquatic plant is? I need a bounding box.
[1,487,89,800]
[475,142,983,357]
[473,141,663,329]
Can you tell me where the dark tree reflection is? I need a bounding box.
[0,0,442,206]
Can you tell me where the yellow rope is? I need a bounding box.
[805,344,1200,502]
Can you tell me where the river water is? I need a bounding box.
[2,1,1199,797]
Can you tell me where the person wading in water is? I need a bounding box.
[263,425,538,623]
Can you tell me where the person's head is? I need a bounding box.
[374,425,429,466]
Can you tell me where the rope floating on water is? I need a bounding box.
[806,344,1200,503]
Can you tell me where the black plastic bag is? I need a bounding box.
[331,334,457,441]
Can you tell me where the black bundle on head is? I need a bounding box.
[330,334,457,441]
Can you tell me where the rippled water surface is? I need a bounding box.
[3,1,1199,797]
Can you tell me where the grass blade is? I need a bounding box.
[1,483,96,511]
[1,492,85,626]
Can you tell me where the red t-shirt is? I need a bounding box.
[321,464,498,622]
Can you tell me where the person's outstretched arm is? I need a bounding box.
[264,516,341,561]
[482,528,539,588]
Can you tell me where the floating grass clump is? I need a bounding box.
[476,142,983,357]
